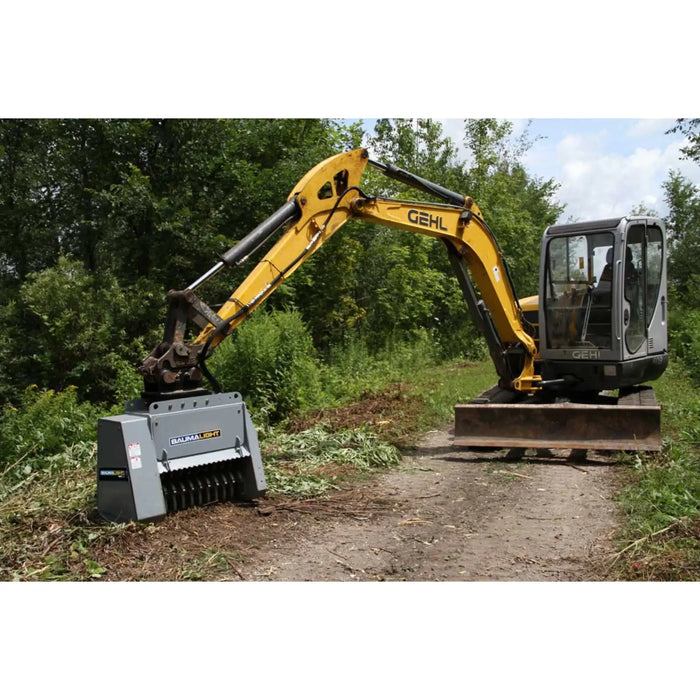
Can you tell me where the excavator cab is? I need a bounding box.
[538,217,668,392]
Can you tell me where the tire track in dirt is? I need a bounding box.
[239,427,620,581]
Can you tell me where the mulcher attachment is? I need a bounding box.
[97,392,266,523]
[454,385,661,452]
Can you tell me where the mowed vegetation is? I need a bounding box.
[0,346,497,581]
[0,118,699,581]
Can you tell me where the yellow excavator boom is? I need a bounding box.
[191,148,540,392]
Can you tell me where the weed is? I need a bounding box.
[0,387,103,495]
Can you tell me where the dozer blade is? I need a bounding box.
[454,385,661,451]
[97,392,266,523]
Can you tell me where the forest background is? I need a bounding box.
[0,118,567,411]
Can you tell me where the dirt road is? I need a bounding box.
[101,424,620,581]
[234,426,619,581]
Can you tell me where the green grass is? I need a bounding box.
[609,362,700,580]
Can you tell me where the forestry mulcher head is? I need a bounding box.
[97,392,266,523]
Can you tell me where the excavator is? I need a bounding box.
[97,149,668,523]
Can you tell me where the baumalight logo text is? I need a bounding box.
[169,429,221,446]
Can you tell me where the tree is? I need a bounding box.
[668,118,700,164]
[630,202,659,216]
[662,167,700,381]
[461,119,563,296]
[0,119,360,402]
[0,120,62,295]
[284,119,468,352]
[663,170,700,305]
[0,257,163,404]
[0,117,564,401]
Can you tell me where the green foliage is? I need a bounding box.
[318,330,442,405]
[0,118,368,406]
[664,171,700,305]
[353,230,450,349]
[208,309,323,423]
[0,257,162,404]
[368,119,462,193]
[662,169,700,383]
[0,386,101,496]
[285,227,368,348]
[461,119,563,296]
[669,308,700,383]
[668,118,700,164]
[0,117,563,409]
[0,120,62,287]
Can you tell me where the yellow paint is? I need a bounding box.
[195,149,541,392]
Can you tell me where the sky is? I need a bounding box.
[364,118,700,225]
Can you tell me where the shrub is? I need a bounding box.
[0,386,102,494]
[208,309,323,423]
[0,257,162,405]
[669,308,700,383]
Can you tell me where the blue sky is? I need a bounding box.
[509,119,699,222]
[359,118,700,225]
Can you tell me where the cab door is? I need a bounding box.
[622,220,667,360]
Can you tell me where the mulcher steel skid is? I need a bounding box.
[96,149,669,522]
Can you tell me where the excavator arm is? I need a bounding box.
[139,148,541,398]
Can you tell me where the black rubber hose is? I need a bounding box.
[198,186,368,390]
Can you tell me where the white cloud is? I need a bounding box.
[626,119,677,139]
[557,132,609,163]
[530,129,700,223]
[440,119,465,156]
[395,119,700,225]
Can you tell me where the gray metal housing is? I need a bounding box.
[537,217,668,391]
[97,392,266,523]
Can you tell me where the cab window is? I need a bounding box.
[544,232,614,349]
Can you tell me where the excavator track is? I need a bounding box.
[454,385,661,452]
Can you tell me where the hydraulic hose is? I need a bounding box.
[198,186,369,390]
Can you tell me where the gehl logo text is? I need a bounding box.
[408,209,448,231]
